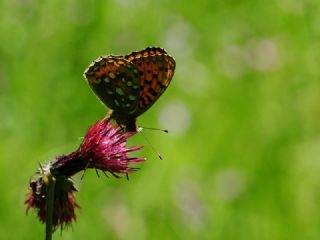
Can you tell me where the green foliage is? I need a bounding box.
[1,0,320,239]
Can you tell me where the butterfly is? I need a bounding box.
[84,47,176,132]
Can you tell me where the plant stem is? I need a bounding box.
[45,174,56,240]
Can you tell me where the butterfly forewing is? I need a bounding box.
[125,47,168,61]
[84,56,141,114]
[126,53,176,116]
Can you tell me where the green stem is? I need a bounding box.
[45,174,56,240]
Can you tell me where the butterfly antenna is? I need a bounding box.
[138,128,163,160]
[139,126,169,133]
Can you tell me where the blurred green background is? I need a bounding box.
[1,0,320,239]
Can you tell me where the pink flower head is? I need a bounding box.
[25,118,144,231]
[25,172,80,230]
[51,118,144,178]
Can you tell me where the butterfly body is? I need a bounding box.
[84,47,175,132]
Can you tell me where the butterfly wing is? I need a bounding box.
[125,47,176,117]
[125,47,168,61]
[84,56,141,115]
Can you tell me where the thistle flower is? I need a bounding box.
[50,118,144,178]
[25,118,144,231]
[25,165,80,231]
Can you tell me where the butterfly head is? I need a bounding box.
[109,110,137,132]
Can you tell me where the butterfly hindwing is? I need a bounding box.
[84,56,141,114]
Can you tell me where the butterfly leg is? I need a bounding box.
[103,110,113,122]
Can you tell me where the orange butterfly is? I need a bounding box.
[84,47,176,131]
